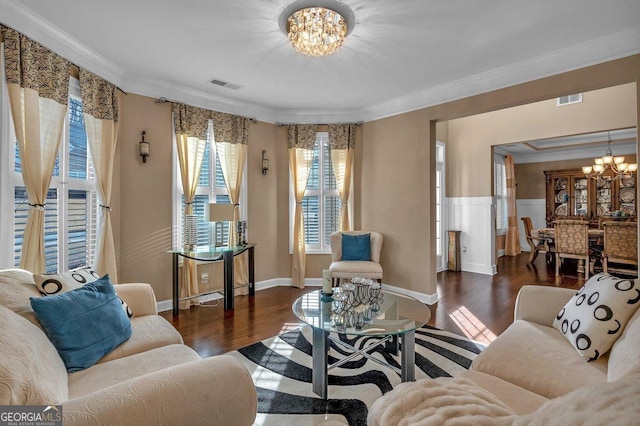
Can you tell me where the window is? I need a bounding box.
[291,132,341,253]
[1,78,97,272]
[173,121,246,248]
[494,154,507,235]
[436,142,445,270]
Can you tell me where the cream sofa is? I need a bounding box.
[0,268,257,425]
[369,285,640,424]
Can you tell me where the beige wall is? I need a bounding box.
[359,55,639,298]
[361,111,433,294]
[113,55,639,303]
[516,155,638,200]
[447,83,637,198]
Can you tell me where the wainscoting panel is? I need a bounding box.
[448,197,496,275]
[516,199,546,251]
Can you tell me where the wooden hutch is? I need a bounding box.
[544,168,636,227]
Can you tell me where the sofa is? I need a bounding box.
[369,282,640,424]
[0,268,257,425]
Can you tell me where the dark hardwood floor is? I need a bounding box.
[160,252,583,357]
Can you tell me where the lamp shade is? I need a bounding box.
[208,203,235,222]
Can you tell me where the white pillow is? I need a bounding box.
[553,273,640,361]
[34,267,133,318]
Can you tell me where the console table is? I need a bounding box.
[170,244,255,314]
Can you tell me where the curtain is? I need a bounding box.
[504,154,521,256]
[173,103,209,309]
[288,125,317,288]
[79,69,119,282]
[328,124,355,231]
[4,27,71,273]
[213,111,249,291]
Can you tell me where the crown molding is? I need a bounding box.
[0,0,125,85]
[121,73,277,123]
[1,0,638,125]
[361,26,640,122]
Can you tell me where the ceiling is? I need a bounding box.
[1,0,639,123]
[494,128,638,164]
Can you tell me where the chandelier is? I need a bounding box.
[582,132,637,180]
[286,7,347,57]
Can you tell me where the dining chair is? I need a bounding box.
[554,219,591,279]
[328,231,383,285]
[602,221,638,276]
[521,217,553,264]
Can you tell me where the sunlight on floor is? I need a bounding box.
[449,306,497,344]
[279,321,303,335]
[250,335,297,394]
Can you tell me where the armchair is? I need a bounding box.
[521,216,553,264]
[328,231,383,285]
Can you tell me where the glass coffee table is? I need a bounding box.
[292,288,431,399]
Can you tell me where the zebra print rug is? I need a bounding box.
[227,325,485,426]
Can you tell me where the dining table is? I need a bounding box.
[536,227,604,276]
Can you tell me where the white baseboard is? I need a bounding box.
[381,282,438,305]
[463,262,497,275]
[157,278,436,311]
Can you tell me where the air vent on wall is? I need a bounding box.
[557,93,582,106]
[208,78,243,90]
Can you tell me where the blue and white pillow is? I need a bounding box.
[553,273,640,361]
[31,275,132,372]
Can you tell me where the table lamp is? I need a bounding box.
[208,203,235,248]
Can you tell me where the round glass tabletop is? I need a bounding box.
[292,288,431,337]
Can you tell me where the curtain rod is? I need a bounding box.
[156,97,257,123]
[276,121,363,127]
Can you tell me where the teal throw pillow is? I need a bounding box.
[30,274,132,372]
[342,233,371,261]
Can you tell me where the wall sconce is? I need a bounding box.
[261,150,269,175]
[139,131,150,163]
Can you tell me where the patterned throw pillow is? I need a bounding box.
[553,273,640,361]
[34,267,133,318]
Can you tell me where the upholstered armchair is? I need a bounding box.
[554,219,591,279]
[329,231,383,285]
[602,221,638,276]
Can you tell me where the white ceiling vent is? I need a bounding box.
[209,78,242,90]
[557,93,582,106]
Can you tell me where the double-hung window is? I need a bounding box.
[291,132,341,253]
[0,78,97,272]
[174,121,246,248]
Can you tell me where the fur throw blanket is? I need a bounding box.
[368,376,640,425]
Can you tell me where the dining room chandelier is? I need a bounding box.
[286,6,347,56]
[582,132,637,180]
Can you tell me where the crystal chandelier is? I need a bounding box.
[287,7,347,57]
[582,132,637,180]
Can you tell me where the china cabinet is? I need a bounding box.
[544,168,636,227]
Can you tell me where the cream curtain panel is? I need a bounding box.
[504,154,521,256]
[328,124,355,231]
[80,69,119,282]
[213,112,249,290]
[3,27,71,273]
[173,103,209,309]
[288,125,317,288]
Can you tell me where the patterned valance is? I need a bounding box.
[213,111,248,145]
[328,124,355,149]
[287,125,317,149]
[3,26,70,105]
[172,103,211,140]
[79,69,119,122]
